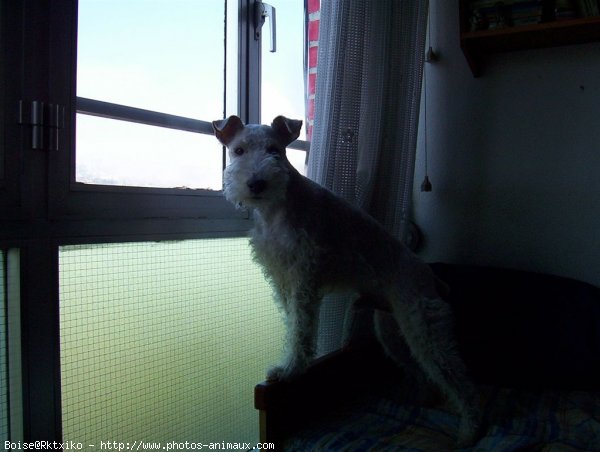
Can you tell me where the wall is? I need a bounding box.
[413,0,600,287]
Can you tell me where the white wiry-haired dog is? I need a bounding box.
[213,115,480,444]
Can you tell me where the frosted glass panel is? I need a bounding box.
[0,251,6,438]
[0,249,23,440]
[76,115,223,189]
[59,239,283,443]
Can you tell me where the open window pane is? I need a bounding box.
[76,0,227,190]
[77,0,224,119]
[261,0,306,138]
[59,239,284,443]
[76,115,222,189]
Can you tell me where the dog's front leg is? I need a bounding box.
[267,286,321,381]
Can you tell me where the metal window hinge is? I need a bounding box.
[254,1,276,52]
[18,100,65,151]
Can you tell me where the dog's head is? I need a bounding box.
[213,115,302,209]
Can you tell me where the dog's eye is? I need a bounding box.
[267,146,280,155]
[234,147,245,156]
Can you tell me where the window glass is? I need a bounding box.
[287,147,308,174]
[261,0,306,141]
[77,0,224,119]
[76,0,226,189]
[76,115,222,189]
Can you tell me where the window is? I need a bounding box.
[74,0,309,193]
[261,0,308,171]
[0,0,312,442]
[75,0,226,190]
[44,0,310,221]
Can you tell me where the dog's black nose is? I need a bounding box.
[247,178,267,194]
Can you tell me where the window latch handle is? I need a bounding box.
[254,1,276,52]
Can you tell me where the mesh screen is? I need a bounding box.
[0,251,7,438]
[59,238,284,443]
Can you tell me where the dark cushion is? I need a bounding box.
[430,263,600,389]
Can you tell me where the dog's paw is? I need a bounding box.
[266,365,285,382]
[456,408,481,447]
[266,360,306,382]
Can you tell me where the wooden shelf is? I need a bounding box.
[460,9,600,77]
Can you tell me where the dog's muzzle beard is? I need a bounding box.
[223,158,290,209]
[223,170,266,209]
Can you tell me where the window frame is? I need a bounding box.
[0,0,25,221]
[46,1,246,226]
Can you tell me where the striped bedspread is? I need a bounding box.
[285,387,600,451]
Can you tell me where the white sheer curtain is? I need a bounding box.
[307,0,429,355]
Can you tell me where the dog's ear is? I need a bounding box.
[271,116,302,146]
[212,115,244,146]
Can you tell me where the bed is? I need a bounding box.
[255,264,600,450]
